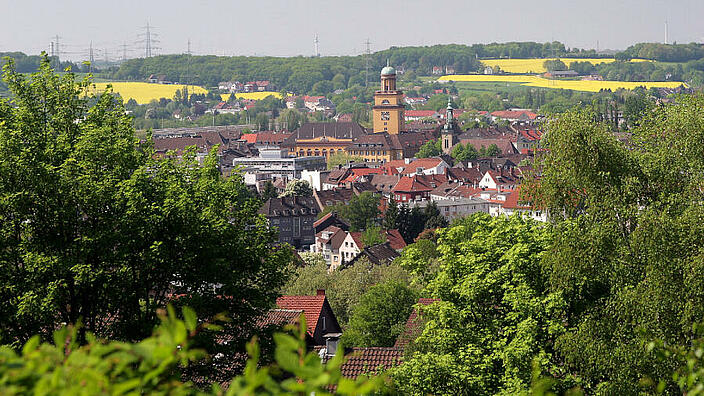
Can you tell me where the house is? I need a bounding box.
[413,197,490,220]
[313,188,355,212]
[445,65,455,75]
[497,186,547,222]
[258,196,319,249]
[478,169,519,191]
[490,110,538,123]
[404,97,428,106]
[319,347,404,380]
[211,101,242,115]
[147,74,169,84]
[399,157,450,176]
[314,225,348,269]
[367,174,400,197]
[432,66,443,75]
[339,229,406,264]
[276,290,342,346]
[345,242,400,267]
[313,212,350,234]
[391,174,447,203]
[404,110,441,122]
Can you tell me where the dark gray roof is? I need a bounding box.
[258,196,319,217]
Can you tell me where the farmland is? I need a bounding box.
[479,58,651,73]
[89,82,208,104]
[220,91,284,101]
[438,74,686,93]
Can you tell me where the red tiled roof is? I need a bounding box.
[348,229,407,251]
[490,110,538,120]
[276,294,326,336]
[392,174,447,193]
[400,158,444,175]
[338,347,404,379]
[395,298,440,348]
[240,133,257,144]
[405,110,438,118]
[256,309,303,329]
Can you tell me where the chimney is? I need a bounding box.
[316,289,326,296]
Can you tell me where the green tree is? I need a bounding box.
[522,98,704,393]
[282,258,416,327]
[0,58,291,381]
[328,191,381,231]
[342,281,418,347]
[327,152,364,170]
[383,198,400,230]
[279,179,313,197]
[416,139,442,158]
[254,112,270,130]
[260,180,279,201]
[392,214,564,395]
[485,143,501,157]
[361,226,387,246]
[0,306,383,395]
[544,59,567,72]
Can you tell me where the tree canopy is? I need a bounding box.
[0,58,291,383]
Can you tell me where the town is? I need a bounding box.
[4,1,704,394]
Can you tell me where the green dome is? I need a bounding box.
[381,65,396,75]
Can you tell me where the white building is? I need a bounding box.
[233,148,326,182]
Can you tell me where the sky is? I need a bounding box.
[1,0,702,61]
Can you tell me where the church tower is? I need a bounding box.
[372,61,404,134]
[441,97,458,154]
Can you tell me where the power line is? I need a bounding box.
[314,34,320,57]
[137,21,160,58]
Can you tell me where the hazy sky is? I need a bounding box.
[2,0,702,61]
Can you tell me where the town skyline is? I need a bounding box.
[2,0,702,61]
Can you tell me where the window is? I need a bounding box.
[293,218,301,237]
[381,100,390,105]
[381,111,390,121]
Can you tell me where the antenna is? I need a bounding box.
[187,38,192,56]
[364,38,371,87]
[104,48,108,65]
[314,34,320,57]
[665,20,669,44]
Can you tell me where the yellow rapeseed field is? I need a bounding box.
[220,91,284,101]
[90,82,208,104]
[437,74,686,93]
[479,58,650,74]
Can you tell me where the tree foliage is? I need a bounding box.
[0,58,291,381]
[392,214,564,395]
[0,306,383,395]
[342,280,418,347]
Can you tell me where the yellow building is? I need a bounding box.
[282,122,367,160]
[372,63,404,135]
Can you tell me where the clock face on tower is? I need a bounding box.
[381,111,390,121]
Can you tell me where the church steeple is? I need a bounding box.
[441,97,457,154]
[373,62,404,134]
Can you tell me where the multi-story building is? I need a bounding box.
[282,122,367,160]
[232,148,326,182]
[259,196,319,250]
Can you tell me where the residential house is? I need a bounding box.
[258,196,319,249]
[490,110,538,123]
[391,174,447,202]
[339,229,406,264]
[432,66,443,75]
[478,169,519,191]
[313,212,350,234]
[404,110,441,122]
[276,290,342,346]
[413,197,490,220]
[346,242,400,267]
[399,157,450,176]
[315,225,348,270]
